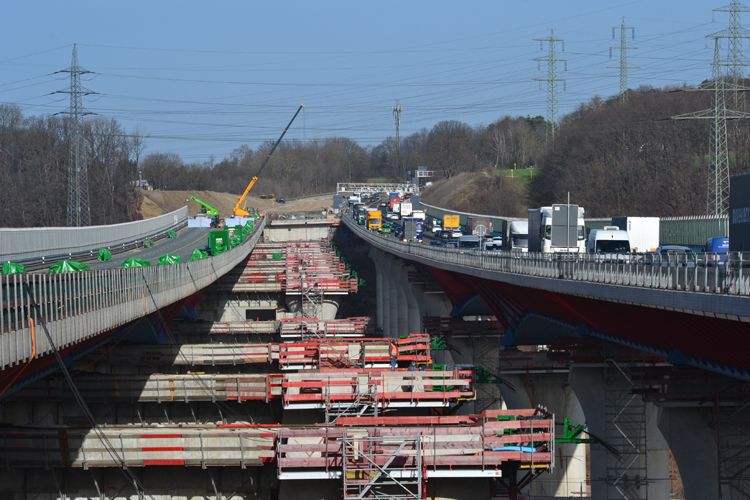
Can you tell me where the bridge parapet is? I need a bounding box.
[1,207,188,263]
[344,216,750,296]
[0,217,264,371]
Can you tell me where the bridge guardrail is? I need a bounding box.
[0,217,264,372]
[1,207,189,264]
[343,215,750,297]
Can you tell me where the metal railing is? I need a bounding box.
[343,216,750,297]
[1,207,189,263]
[0,217,264,370]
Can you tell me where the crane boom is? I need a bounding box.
[233,104,305,216]
[187,196,218,216]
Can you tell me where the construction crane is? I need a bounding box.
[233,104,304,217]
[186,196,218,216]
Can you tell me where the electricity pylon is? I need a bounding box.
[393,101,402,177]
[533,30,566,142]
[714,1,750,108]
[55,44,95,227]
[608,18,638,104]
[673,38,750,215]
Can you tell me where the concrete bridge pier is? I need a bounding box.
[657,404,750,500]
[371,246,452,337]
[498,372,587,497]
[570,366,670,499]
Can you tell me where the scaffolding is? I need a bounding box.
[326,381,380,423]
[342,434,424,500]
[605,360,648,499]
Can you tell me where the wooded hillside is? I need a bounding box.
[2,82,744,227]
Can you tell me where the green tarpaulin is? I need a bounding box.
[272,253,283,261]
[158,254,182,265]
[49,260,90,274]
[168,230,177,238]
[144,239,154,248]
[98,248,112,261]
[2,262,26,275]
[211,243,228,256]
[122,258,151,269]
[189,249,208,262]
[230,236,241,247]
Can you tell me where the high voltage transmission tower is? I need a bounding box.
[714,1,750,109]
[393,100,402,175]
[533,30,566,142]
[673,38,750,215]
[609,18,637,104]
[55,44,95,227]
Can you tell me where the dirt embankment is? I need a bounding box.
[140,190,333,219]
[420,172,487,208]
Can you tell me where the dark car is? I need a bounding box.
[277,197,285,204]
[446,239,458,248]
[429,240,444,247]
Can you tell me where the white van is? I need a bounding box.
[587,227,631,259]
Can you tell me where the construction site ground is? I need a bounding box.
[141,190,334,219]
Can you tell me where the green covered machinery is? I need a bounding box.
[98,248,112,261]
[2,262,26,275]
[189,249,208,261]
[122,258,151,268]
[158,254,182,265]
[208,229,231,256]
[49,260,90,274]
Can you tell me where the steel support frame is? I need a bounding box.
[342,434,424,500]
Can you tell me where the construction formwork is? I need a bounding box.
[16,369,474,412]
[279,316,375,339]
[0,426,276,468]
[277,408,555,497]
[282,369,475,412]
[100,335,428,370]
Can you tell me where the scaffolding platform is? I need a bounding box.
[277,408,554,483]
[0,425,276,468]
[281,369,475,412]
[279,317,375,339]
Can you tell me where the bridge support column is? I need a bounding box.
[570,365,670,499]
[369,247,385,332]
[658,406,739,500]
[498,372,587,496]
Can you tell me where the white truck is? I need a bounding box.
[611,216,659,253]
[528,205,586,253]
[410,209,425,220]
[509,220,529,252]
[400,202,413,218]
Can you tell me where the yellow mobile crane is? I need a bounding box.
[233,104,304,217]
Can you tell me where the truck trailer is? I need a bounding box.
[611,216,659,253]
[528,205,586,253]
[508,220,529,252]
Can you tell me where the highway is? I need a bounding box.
[87,227,212,270]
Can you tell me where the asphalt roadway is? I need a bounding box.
[88,227,212,270]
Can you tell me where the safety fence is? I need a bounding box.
[0,217,264,370]
[1,207,189,264]
[343,215,750,297]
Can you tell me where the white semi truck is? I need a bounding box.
[528,205,586,253]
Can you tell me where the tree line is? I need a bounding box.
[2,81,746,227]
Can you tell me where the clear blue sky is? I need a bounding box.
[0,1,733,162]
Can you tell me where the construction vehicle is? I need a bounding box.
[233,105,304,217]
[187,196,219,216]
